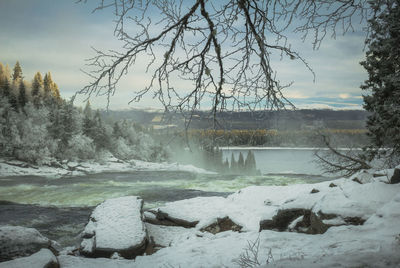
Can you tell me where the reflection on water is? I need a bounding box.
[222,147,326,175]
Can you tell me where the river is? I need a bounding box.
[0,148,332,248]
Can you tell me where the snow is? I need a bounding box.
[0,156,215,178]
[0,225,52,261]
[4,167,400,267]
[81,196,146,254]
[146,177,400,232]
[0,249,58,268]
[145,223,198,247]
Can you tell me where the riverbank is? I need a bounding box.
[1,166,400,267]
[0,156,216,178]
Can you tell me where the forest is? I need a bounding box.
[0,61,168,165]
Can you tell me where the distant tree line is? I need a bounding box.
[0,61,168,165]
[179,129,368,148]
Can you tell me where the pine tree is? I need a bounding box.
[12,61,22,82]
[113,122,123,138]
[0,62,5,79]
[18,80,27,108]
[31,72,43,96]
[83,101,92,118]
[51,83,61,102]
[361,1,400,163]
[43,72,52,96]
[1,77,11,98]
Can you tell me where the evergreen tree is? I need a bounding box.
[113,122,123,138]
[9,91,19,111]
[12,61,22,82]
[18,80,27,108]
[31,72,43,97]
[1,77,11,97]
[51,83,61,102]
[84,109,110,151]
[361,1,400,163]
[58,100,81,153]
[83,100,92,118]
[0,62,5,80]
[43,72,52,96]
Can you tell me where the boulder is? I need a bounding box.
[259,209,365,234]
[390,168,400,184]
[80,196,148,259]
[200,217,242,234]
[0,225,55,262]
[0,248,59,268]
[351,170,374,184]
[310,188,320,194]
[144,209,199,228]
[259,208,308,232]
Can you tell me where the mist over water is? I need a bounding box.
[222,147,326,175]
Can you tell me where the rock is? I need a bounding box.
[144,209,199,228]
[308,212,365,234]
[390,168,400,184]
[329,183,337,188]
[259,209,365,234]
[259,208,308,232]
[310,188,320,194]
[308,212,332,234]
[145,223,195,250]
[80,196,148,259]
[200,217,242,234]
[351,170,375,184]
[0,248,59,268]
[0,226,55,262]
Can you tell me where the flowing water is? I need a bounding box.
[0,148,331,248]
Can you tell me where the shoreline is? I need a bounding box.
[0,157,216,179]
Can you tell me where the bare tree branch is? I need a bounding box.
[76,0,375,123]
[315,134,371,177]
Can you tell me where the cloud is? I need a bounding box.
[0,0,369,111]
[339,93,351,99]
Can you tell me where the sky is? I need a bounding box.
[0,0,368,110]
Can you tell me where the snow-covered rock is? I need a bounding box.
[80,196,148,259]
[145,223,198,248]
[0,226,54,262]
[56,175,400,268]
[0,249,59,268]
[146,178,400,236]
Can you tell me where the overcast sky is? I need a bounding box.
[0,0,368,110]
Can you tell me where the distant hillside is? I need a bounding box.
[101,109,368,131]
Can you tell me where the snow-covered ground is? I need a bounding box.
[0,156,215,178]
[59,173,400,267]
[1,167,400,267]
